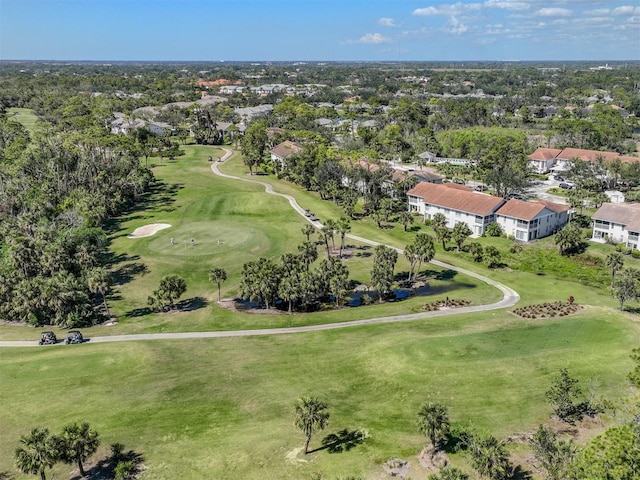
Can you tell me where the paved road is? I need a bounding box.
[0,148,519,348]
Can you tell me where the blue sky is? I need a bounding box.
[1,0,638,61]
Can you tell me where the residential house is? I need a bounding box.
[410,170,445,184]
[528,148,562,174]
[553,148,621,171]
[495,199,569,242]
[592,203,640,249]
[407,182,505,236]
[270,140,303,168]
[147,121,173,136]
[526,147,640,178]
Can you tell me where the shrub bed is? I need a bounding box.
[421,298,471,311]
[512,301,582,319]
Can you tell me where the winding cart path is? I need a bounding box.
[0,148,519,347]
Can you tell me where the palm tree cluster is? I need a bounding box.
[404,233,436,282]
[371,245,398,302]
[239,241,349,312]
[15,423,100,480]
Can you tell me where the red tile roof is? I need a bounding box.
[271,140,302,159]
[528,148,562,161]
[537,199,570,214]
[354,158,381,172]
[407,182,504,216]
[557,148,620,162]
[593,203,640,232]
[496,199,567,221]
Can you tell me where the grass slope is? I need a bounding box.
[1,309,637,479]
[2,145,640,479]
[6,108,39,134]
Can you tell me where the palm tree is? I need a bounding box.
[417,402,450,449]
[301,224,315,242]
[87,267,112,318]
[208,267,227,302]
[428,466,469,480]
[294,396,330,454]
[319,227,332,257]
[415,233,435,278]
[336,216,351,258]
[606,252,624,288]
[404,243,419,282]
[14,427,58,480]
[57,422,100,478]
[399,211,414,232]
[324,219,337,251]
[468,434,511,480]
[297,241,318,271]
[554,224,581,255]
[432,213,451,251]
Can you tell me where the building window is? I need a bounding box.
[516,230,526,240]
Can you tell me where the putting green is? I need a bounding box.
[146,221,268,257]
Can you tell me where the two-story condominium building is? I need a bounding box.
[495,199,570,242]
[527,147,639,174]
[592,203,640,250]
[528,148,562,174]
[407,182,505,236]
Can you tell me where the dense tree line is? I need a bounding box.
[0,110,153,326]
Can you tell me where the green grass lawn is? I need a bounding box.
[0,146,501,340]
[1,309,637,479]
[2,145,640,479]
[6,107,40,134]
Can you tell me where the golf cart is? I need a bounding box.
[39,331,58,345]
[65,330,84,344]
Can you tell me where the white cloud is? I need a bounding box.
[448,16,469,34]
[583,16,611,24]
[612,6,640,15]
[533,7,572,17]
[378,17,398,27]
[412,2,482,16]
[585,8,610,16]
[483,0,530,11]
[358,33,391,44]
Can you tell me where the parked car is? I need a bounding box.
[39,331,57,345]
[559,182,573,189]
[65,331,84,344]
[474,185,487,192]
[554,175,565,181]
[309,215,318,222]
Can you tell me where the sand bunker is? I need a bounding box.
[127,223,171,238]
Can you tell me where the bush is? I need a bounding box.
[359,294,373,306]
[632,250,640,259]
[115,460,136,480]
[509,244,523,254]
[485,222,503,237]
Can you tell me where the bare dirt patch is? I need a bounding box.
[217,298,282,315]
[127,223,171,238]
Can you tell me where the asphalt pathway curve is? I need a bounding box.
[0,148,519,347]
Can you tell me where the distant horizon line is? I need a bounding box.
[1,59,639,64]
